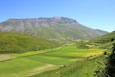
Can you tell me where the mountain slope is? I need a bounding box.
[89,31,115,49]
[89,31,115,44]
[0,17,108,40]
[0,32,59,53]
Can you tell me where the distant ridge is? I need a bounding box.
[0,17,108,40]
[7,17,78,24]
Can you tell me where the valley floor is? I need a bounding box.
[0,45,106,77]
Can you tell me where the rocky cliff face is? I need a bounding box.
[0,17,108,40]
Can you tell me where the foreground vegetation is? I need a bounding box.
[102,40,115,77]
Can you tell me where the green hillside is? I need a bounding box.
[89,31,115,44]
[0,32,59,53]
[89,31,115,49]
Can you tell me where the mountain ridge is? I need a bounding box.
[5,17,78,24]
[0,17,108,40]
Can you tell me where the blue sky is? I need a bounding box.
[0,0,115,32]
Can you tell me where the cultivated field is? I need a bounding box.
[0,45,105,77]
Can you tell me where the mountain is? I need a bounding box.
[0,32,59,53]
[0,17,108,40]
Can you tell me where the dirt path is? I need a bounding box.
[28,64,59,76]
[0,54,17,61]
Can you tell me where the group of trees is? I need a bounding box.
[94,38,115,77]
[95,38,115,77]
[104,38,115,77]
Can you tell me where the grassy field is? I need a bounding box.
[39,46,105,58]
[0,45,106,77]
[32,55,106,77]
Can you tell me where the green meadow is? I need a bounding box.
[32,55,106,77]
[0,45,105,77]
[40,46,105,58]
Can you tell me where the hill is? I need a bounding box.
[0,17,108,40]
[89,31,115,49]
[0,32,59,53]
[89,31,115,44]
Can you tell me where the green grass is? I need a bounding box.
[89,31,115,44]
[24,55,78,65]
[11,47,63,57]
[0,45,106,76]
[89,31,115,49]
[32,55,106,77]
[0,32,60,53]
[0,57,45,74]
[0,54,76,76]
[40,46,105,58]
